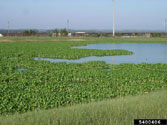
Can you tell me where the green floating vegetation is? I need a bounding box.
[0,42,133,60]
[0,40,167,115]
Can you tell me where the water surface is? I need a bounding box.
[35,43,167,64]
[16,68,29,71]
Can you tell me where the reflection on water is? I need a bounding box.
[104,68,112,71]
[35,43,167,64]
[16,68,38,72]
[16,68,28,71]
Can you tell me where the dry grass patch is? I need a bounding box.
[0,39,14,42]
[68,39,85,41]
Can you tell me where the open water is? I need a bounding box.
[35,43,167,64]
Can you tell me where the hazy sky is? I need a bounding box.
[0,0,167,31]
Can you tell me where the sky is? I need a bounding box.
[0,0,167,31]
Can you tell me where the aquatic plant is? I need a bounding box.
[0,41,167,115]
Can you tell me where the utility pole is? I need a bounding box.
[165,19,167,33]
[67,19,69,32]
[8,21,10,35]
[113,0,115,37]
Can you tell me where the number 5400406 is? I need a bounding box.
[139,120,161,124]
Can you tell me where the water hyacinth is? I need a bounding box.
[0,41,167,115]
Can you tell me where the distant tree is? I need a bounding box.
[96,33,101,37]
[90,33,101,37]
[60,29,68,36]
[151,33,161,37]
[52,29,59,37]
[103,33,109,37]
[23,30,37,36]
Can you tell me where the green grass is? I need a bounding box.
[1,36,167,43]
[0,90,167,125]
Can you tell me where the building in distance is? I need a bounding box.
[0,34,3,37]
[74,32,88,37]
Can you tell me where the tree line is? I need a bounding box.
[22,29,68,36]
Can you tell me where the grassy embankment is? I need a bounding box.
[0,90,167,125]
[1,36,167,43]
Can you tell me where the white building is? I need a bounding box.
[75,32,87,36]
[68,33,72,36]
